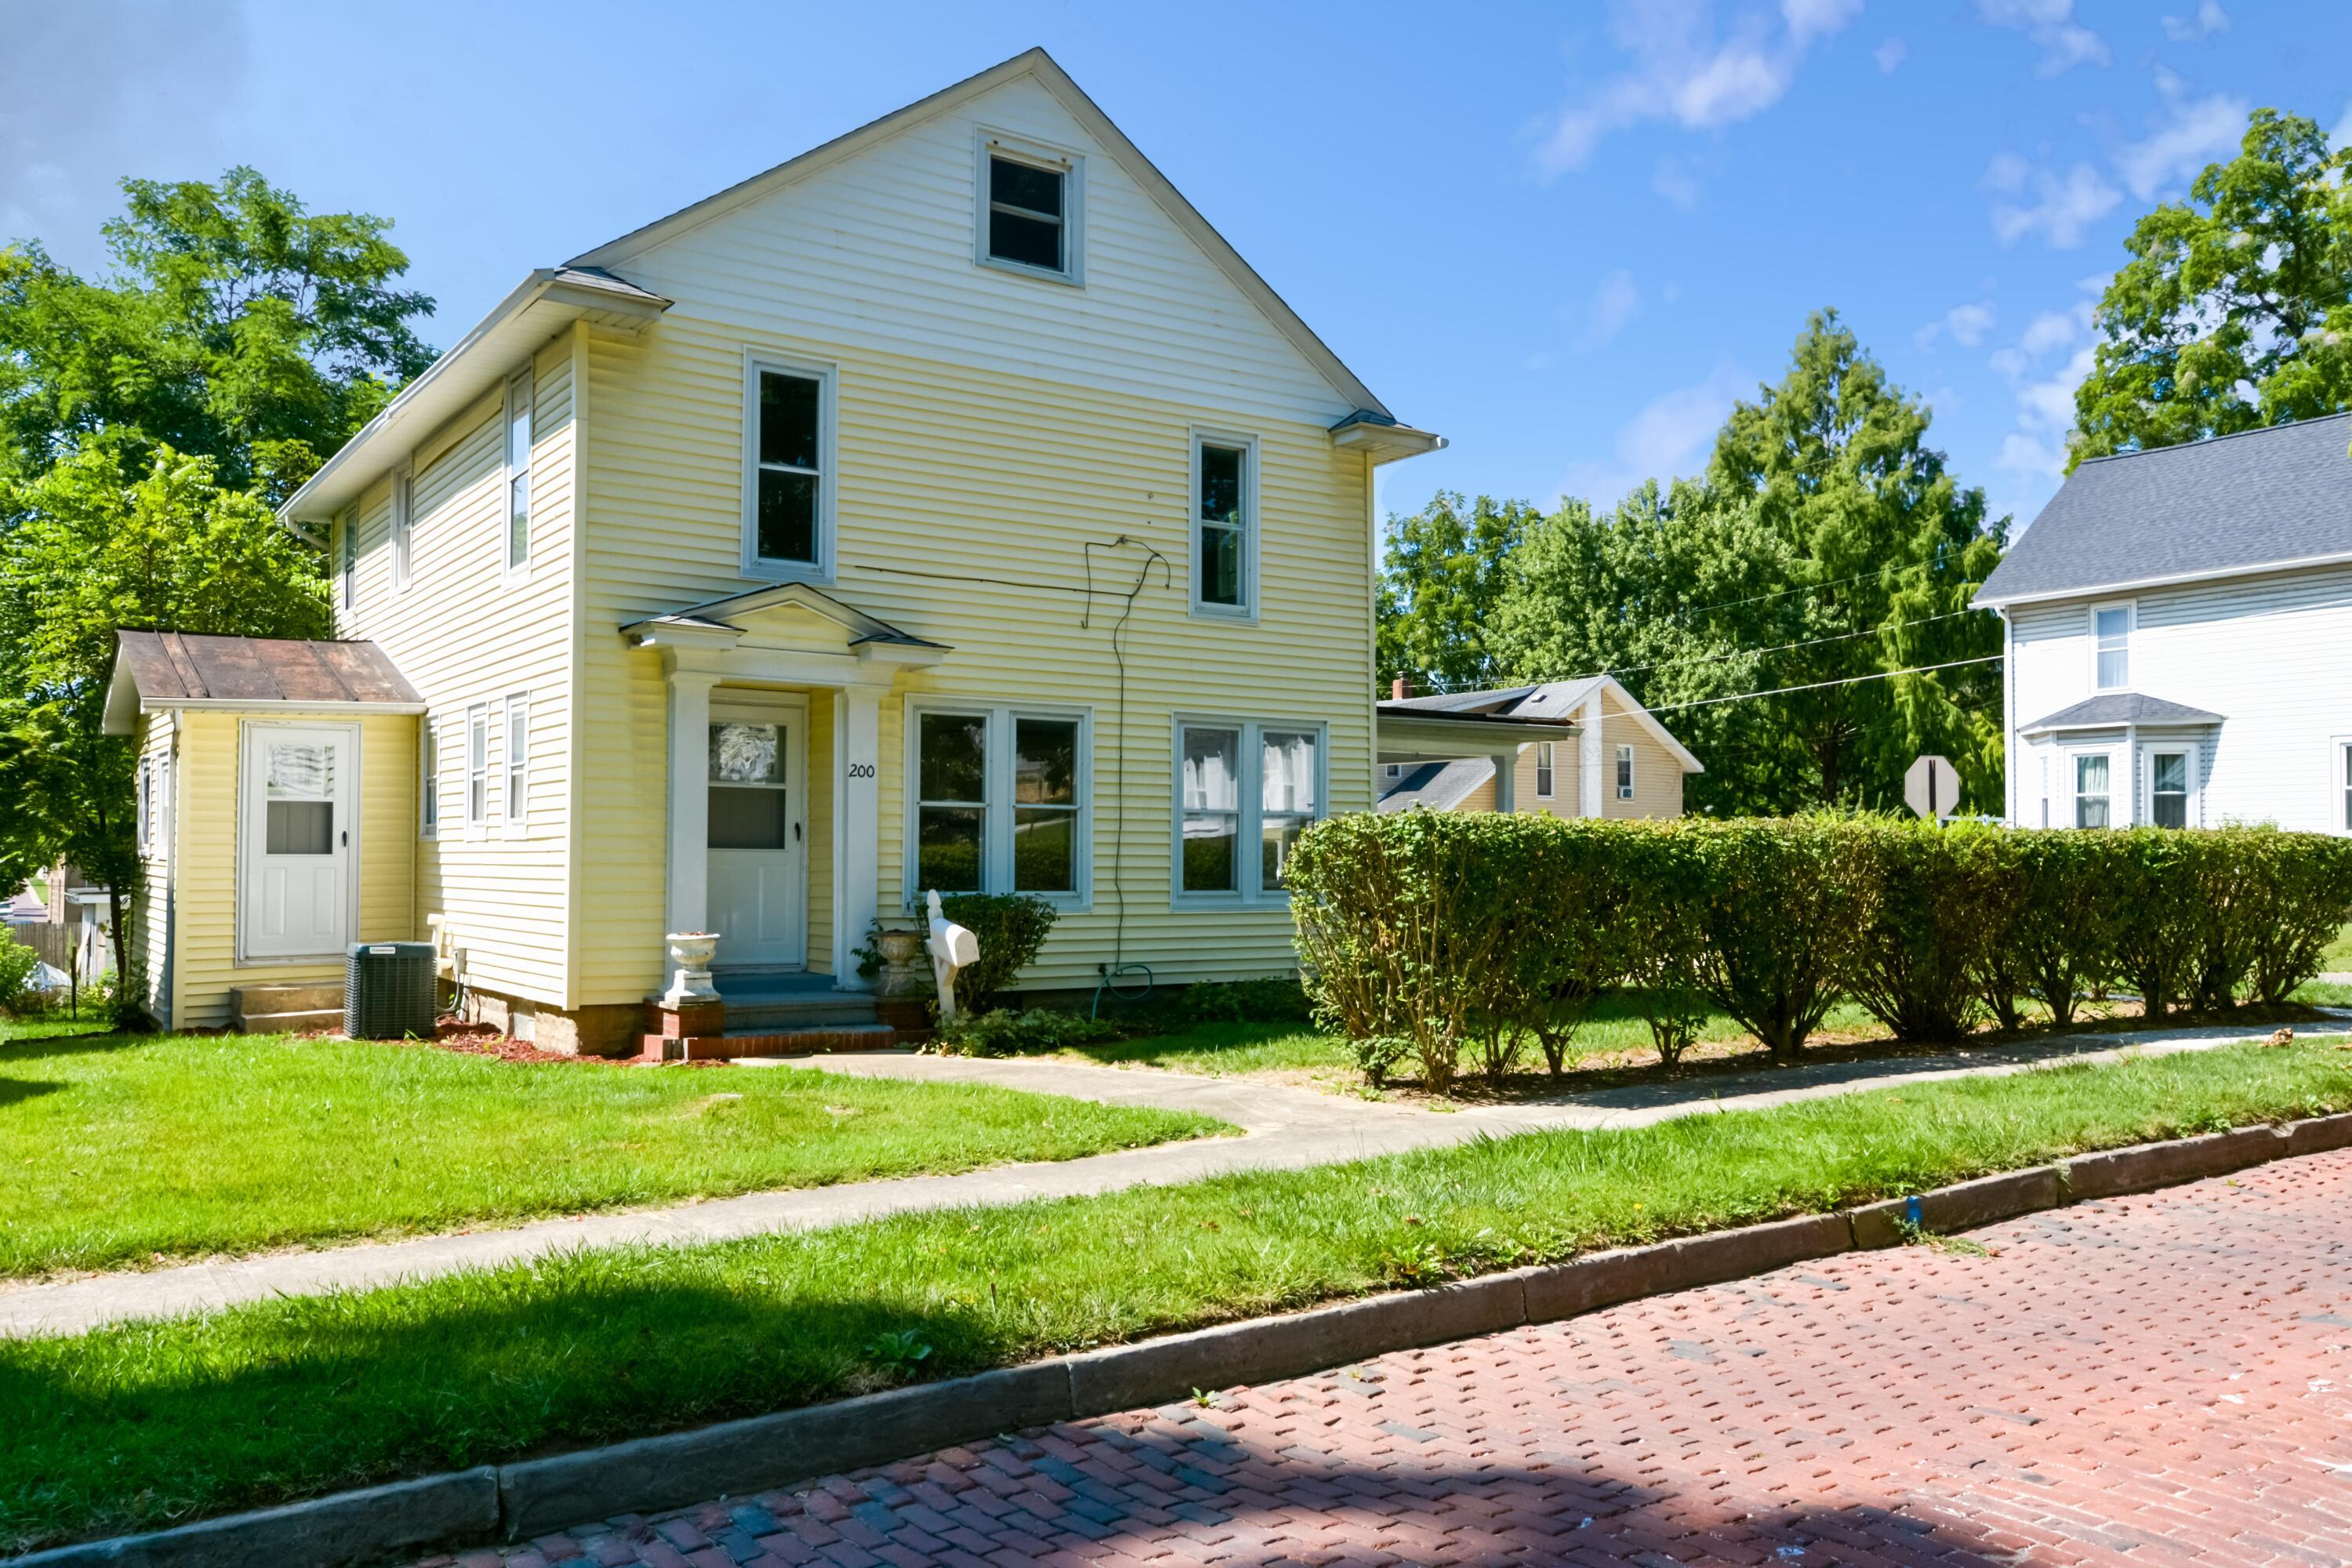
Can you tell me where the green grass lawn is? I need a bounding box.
[6,1037,2347,1552]
[2325,922,2352,971]
[0,1014,108,1044]
[0,1032,1225,1279]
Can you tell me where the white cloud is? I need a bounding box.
[1973,0,2110,75]
[1559,364,1750,506]
[1652,154,1704,209]
[1580,269,1642,349]
[1987,160,2121,248]
[2114,74,2247,201]
[2017,308,2079,357]
[2161,1,2229,42]
[1915,301,1995,350]
[1534,1,1864,176]
[1874,37,1907,72]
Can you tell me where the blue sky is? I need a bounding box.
[5,0,2348,537]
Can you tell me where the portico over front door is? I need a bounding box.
[706,699,807,969]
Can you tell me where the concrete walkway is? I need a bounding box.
[1,1017,2336,1339]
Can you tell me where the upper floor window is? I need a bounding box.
[977,135,1082,284]
[136,760,154,855]
[1616,744,1635,800]
[338,508,357,611]
[2093,604,2131,689]
[390,466,413,592]
[504,369,533,579]
[743,358,835,579]
[1534,742,1555,799]
[1192,432,1256,618]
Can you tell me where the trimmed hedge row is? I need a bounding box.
[1287,812,2352,1093]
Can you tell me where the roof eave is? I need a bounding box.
[280,269,671,524]
[1330,416,1447,463]
[1974,549,2352,609]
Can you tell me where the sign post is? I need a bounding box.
[1904,754,1958,822]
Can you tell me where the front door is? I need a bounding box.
[707,700,806,969]
[239,721,357,960]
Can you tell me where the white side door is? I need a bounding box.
[240,722,357,960]
[706,701,806,969]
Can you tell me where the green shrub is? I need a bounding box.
[1842,818,1996,1042]
[2108,829,2207,1017]
[930,1007,1123,1058]
[1181,975,1314,1025]
[2231,829,2352,1004]
[2001,831,2118,1026]
[935,894,1057,1014]
[1349,1033,1410,1087]
[1683,817,1867,1059]
[0,935,40,1017]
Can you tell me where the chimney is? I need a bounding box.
[1390,677,1406,700]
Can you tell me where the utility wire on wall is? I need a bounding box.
[1081,535,1170,1009]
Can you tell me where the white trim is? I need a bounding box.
[1974,549,2352,610]
[133,698,427,718]
[1169,713,1327,909]
[464,702,490,838]
[1188,427,1260,622]
[389,463,413,592]
[974,127,1086,287]
[337,506,357,613]
[503,367,534,585]
[739,352,838,584]
[503,691,531,833]
[419,713,439,841]
[710,692,811,971]
[2066,745,2118,829]
[2089,599,2134,691]
[136,757,154,855]
[2332,734,2352,837]
[2141,741,2197,829]
[234,719,362,966]
[902,699,1094,910]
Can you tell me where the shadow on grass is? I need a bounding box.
[0,1079,64,1108]
[0,1276,999,1555]
[0,1031,142,1062]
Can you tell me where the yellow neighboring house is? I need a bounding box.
[103,49,1443,1052]
[1374,677,1701,818]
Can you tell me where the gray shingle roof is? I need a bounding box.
[1377,758,1492,811]
[2019,691,2225,733]
[1974,412,2352,608]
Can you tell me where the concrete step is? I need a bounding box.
[234,1007,345,1035]
[722,996,881,1032]
[643,1022,899,1062]
[230,982,346,1015]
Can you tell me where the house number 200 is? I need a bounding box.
[845,762,877,779]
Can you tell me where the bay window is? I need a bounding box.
[2074,753,2111,829]
[910,705,1090,902]
[1175,718,1324,902]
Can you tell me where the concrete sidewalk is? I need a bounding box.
[0,1018,2326,1338]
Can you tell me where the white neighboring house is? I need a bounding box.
[1974,411,2352,833]
[1374,676,1700,818]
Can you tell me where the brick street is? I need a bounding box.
[425,1149,2352,1566]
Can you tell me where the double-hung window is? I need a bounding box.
[503,694,529,830]
[743,358,833,579]
[338,508,357,612]
[910,706,1090,902]
[390,465,413,591]
[2093,604,2131,689]
[2149,751,2189,829]
[465,704,489,833]
[1175,719,1324,902]
[2074,753,2111,829]
[419,717,439,840]
[504,369,533,578]
[136,760,154,855]
[1616,744,1635,800]
[1534,742,1555,799]
[1192,432,1256,617]
[977,136,1081,282]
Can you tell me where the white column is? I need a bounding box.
[831,684,885,989]
[665,670,718,940]
[1490,752,1516,814]
[1578,693,1606,818]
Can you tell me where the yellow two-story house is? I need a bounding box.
[106,49,1442,1053]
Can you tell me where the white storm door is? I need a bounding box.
[706,702,807,968]
[240,722,357,960]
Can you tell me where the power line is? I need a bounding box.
[1573,608,1984,681]
[1665,544,1972,622]
[1640,655,2004,715]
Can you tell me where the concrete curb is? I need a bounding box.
[15,1110,2352,1567]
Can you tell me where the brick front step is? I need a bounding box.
[634,1022,899,1062]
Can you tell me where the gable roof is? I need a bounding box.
[1377,758,1493,813]
[571,47,1393,422]
[1974,412,2352,609]
[104,631,424,734]
[1378,676,1704,773]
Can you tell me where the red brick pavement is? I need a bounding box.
[420,1151,2352,1567]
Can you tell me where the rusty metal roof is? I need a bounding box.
[106,632,423,733]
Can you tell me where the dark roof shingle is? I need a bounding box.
[114,631,422,706]
[2019,691,2225,733]
[1974,412,2352,607]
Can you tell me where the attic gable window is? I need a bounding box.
[976,133,1083,285]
